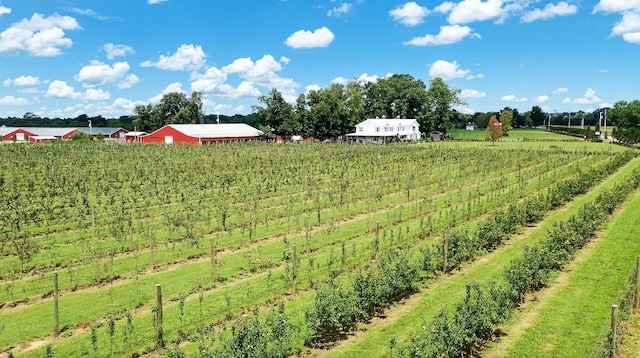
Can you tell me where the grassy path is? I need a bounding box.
[485,176,640,357]
[318,157,640,357]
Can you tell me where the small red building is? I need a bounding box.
[29,135,57,143]
[141,124,263,145]
[24,127,80,140]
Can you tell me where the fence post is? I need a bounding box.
[635,256,640,310]
[292,244,297,293]
[443,233,448,274]
[210,238,217,283]
[53,272,59,338]
[610,304,618,358]
[156,284,163,353]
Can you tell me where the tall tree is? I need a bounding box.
[253,89,296,136]
[530,106,546,127]
[424,77,464,133]
[500,108,513,134]
[609,100,640,144]
[486,115,503,143]
[364,74,428,120]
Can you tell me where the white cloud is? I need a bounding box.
[149,82,185,103]
[4,75,41,87]
[0,13,81,56]
[0,4,10,16]
[611,12,640,43]
[405,25,480,46]
[75,61,139,88]
[447,0,507,24]
[389,2,430,26]
[429,60,471,80]
[191,67,227,93]
[103,43,134,59]
[332,77,348,85]
[306,84,322,93]
[574,88,602,104]
[534,95,549,103]
[593,0,640,14]
[460,89,486,98]
[521,2,578,23]
[141,44,206,71]
[553,87,569,93]
[357,73,379,83]
[45,80,110,100]
[501,94,528,102]
[328,3,353,17]
[148,0,168,4]
[285,27,335,49]
[223,55,298,90]
[0,95,29,105]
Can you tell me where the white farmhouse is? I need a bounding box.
[346,117,421,144]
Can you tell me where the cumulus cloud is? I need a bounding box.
[4,75,41,87]
[460,89,486,98]
[285,27,335,49]
[191,67,227,93]
[521,2,578,23]
[332,77,348,85]
[0,13,81,56]
[141,44,206,71]
[149,82,185,103]
[534,95,549,103]
[593,1,640,44]
[75,61,139,88]
[328,3,353,17]
[593,0,640,14]
[45,80,110,100]
[305,84,322,93]
[429,60,471,80]
[389,2,430,26]
[223,55,298,90]
[572,88,602,104]
[553,87,569,93]
[0,4,10,16]
[405,24,480,46]
[103,43,134,59]
[0,95,29,105]
[447,0,507,24]
[501,94,528,102]
[148,0,168,4]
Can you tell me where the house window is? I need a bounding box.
[399,126,404,132]
[358,126,363,132]
[375,127,380,132]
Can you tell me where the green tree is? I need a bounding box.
[486,115,503,143]
[500,108,513,134]
[253,89,296,137]
[530,106,546,127]
[609,100,640,144]
[424,77,465,133]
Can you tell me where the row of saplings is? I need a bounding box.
[163,152,636,358]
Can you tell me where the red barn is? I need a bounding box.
[125,131,148,143]
[25,127,80,140]
[29,135,57,143]
[0,126,36,141]
[142,124,262,145]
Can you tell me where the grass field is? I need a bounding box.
[0,131,638,357]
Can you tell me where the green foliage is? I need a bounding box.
[133,91,204,132]
[608,100,640,144]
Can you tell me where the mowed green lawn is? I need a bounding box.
[450,128,575,140]
[485,182,640,357]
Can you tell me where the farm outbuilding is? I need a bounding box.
[124,131,148,143]
[77,127,128,139]
[0,126,36,141]
[29,135,57,143]
[346,118,421,144]
[24,127,80,140]
[141,124,263,145]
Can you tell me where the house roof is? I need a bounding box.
[21,127,79,137]
[77,127,127,136]
[165,123,263,138]
[357,118,419,127]
[124,131,148,136]
[0,126,23,136]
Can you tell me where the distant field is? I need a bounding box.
[449,128,577,140]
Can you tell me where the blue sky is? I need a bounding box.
[0,0,638,119]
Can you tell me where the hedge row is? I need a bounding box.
[400,168,640,357]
